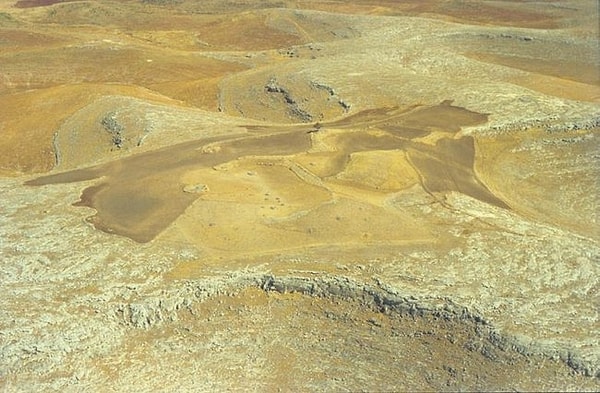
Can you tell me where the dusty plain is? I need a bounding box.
[0,0,599,391]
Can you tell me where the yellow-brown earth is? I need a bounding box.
[1,0,599,391]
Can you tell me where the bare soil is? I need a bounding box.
[1,0,599,391]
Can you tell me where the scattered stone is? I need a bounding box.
[183,184,208,194]
[101,112,124,149]
[264,77,313,122]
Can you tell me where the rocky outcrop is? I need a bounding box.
[265,77,313,122]
[114,273,599,377]
[100,112,124,149]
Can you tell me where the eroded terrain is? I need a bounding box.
[1,0,599,391]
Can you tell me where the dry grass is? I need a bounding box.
[1,1,599,390]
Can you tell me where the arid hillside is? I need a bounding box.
[1,0,599,391]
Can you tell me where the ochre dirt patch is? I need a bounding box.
[299,0,560,28]
[470,52,600,86]
[0,84,180,174]
[27,102,501,243]
[29,131,313,242]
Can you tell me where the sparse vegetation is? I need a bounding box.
[0,0,599,391]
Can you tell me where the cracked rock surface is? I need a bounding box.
[1,0,599,391]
